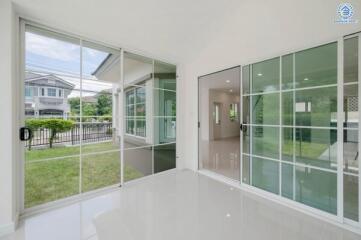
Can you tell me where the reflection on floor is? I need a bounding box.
[124,142,176,180]
[200,137,240,180]
[2,170,360,240]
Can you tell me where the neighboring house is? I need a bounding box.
[25,72,75,119]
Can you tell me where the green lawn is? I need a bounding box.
[25,141,143,208]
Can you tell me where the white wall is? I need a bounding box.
[0,0,17,236]
[180,0,361,171]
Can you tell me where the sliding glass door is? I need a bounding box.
[21,22,177,210]
[198,67,241,180]
[241,36,360,224]
[23,24,121,208]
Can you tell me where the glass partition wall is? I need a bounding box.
[22,23,176,210]
[123,53,176,182]
[240,36,360,225]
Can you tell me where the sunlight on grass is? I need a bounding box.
[25,141,143,208]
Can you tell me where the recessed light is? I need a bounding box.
[257,73,263,76]
[304,78,309,81]
[229,89,233,92]
[226,213,231,218]
[226,80,230,83]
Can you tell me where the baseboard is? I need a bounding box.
[0,212,19,237]
[0,222,16,237]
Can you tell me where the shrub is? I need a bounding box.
[41,119,74,148]
[25,118,44,150]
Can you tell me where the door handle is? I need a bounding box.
[20,127,33,141]
[240,123,247,132]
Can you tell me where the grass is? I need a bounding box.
[25,141,144,208]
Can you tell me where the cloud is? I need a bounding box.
[26,32,80,62]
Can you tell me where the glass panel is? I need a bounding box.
[82,151,120,192]
[295,128,337,170]
[242,155,250,184]
[344,84,358,128]
[252,126,279,159]
[198,67,240,180]
[154,143,176,173]
[124,53,153,148]
[282,163,294,199]
[25,25,81,76]
[282,91,293,126]
[295,87,337,128]
[252,157,279,194]
[295,166,337,214]
[252,93,279,125]
[154,60,176,91]
[25,156,80,208]
[252,57,280,93]
[153,88,176,119]
[344,174,359,221]
[344,129,359,174]
[282,54,294,90]
[242,96,250,124]
[295,43,337,88]
[242,124,250,154]
[154,117,176,144]
[80,41,120,175]
[242,65,250,94]
[344,37,358,83]
[124,147,152,182]
[24,25,82,208]
[282,127,293,162]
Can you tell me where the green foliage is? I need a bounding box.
[68,97,80,116]
[69,92,112,121]
[25,118,43,150]
[41,119,74,148]
[83,102,97,116]
[96,92,112,116]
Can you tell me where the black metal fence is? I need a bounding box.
[26,122,113,147]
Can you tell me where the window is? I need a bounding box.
[41,88,45,96]
[47,88,56,97]
[58,89,63,97]
[229,103,238,122]
[25,87,32,97]
[125,86,146,137]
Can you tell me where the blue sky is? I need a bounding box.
[25,32,108,77]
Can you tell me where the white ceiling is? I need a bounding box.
[13,0,241,63]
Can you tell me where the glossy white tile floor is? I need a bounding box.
[2,169,360,240]
[200,137,240,180]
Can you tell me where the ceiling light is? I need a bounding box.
[257,73,263,76]
[229,89,233,92]
[304,78,309,81]
[226,213,231,218]
[226,80,230,83]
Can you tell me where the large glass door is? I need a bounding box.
[240,36,361,225]
[22,24,121,209]
[198,67,241,180]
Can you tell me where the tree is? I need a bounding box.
[25,118,43,150]
[96,92,112,116]
[42,119,74,148]
[83,102,97,116]
[68,97,80,116]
